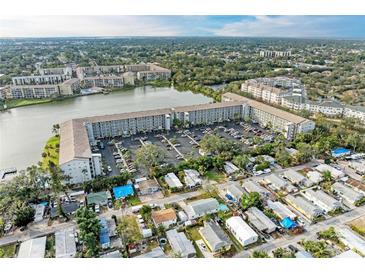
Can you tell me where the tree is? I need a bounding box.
[318,227,339,243]
[135,144,166,172]
[140,205,152,220]
[52,124,60,135]
[75,207,101,258]
[272,247,294,258]
[300,240,332,258]
[233,154,250,170]
[0,217,5,236]
[241,192,262,210]
[251,250,269,258]
[275,146,291,168]
[14,203,35,227]
[322,170,332,183]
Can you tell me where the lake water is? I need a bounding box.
[0,86,212,170]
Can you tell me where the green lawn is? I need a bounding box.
[3,98,53,109]
[126,196,141,206]
[204,170,226,183]
[0,243,17,258]
[41,135,60,171]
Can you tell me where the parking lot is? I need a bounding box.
[97,121,275,178]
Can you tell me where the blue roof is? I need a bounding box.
[280,217,297,229]
[331,147,351,156]
[113,185,134,199]
[99,218,110,245]
[218,204,229,212]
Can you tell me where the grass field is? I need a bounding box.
[1,98,53,110]
[0,243,17,258]
[41,135,60,171]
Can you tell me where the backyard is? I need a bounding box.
[41,135,60,171]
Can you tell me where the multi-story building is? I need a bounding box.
[59,78,80,96]
[12,74,70,86]
[83,76,124,88]
[222,92,315,139]
[59,101,248,182]
[59,119,102,184]
[10,85,60,99]
[38,66,73,77]
[136,64,171,81]
[259,50,291,58]
[343,105,365,123]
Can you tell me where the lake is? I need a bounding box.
[0,86,212,170]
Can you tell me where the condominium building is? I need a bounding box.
[59,78,80,96]
[12,74,70,86]
[136,64,171,81]
[259,50,291,58]
[343,105,365,123]
[59,119,102,184]
[59,101,248,182]
[10,85,60,99]
[83,76,124,88]
[222,92,315,139]
[38,66,73,77]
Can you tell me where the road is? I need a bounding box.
[234,205,365,257]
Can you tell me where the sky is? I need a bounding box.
[0,16,365,38]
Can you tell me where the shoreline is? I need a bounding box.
[0,80,171,111]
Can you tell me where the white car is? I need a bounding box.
[95,204,100,213]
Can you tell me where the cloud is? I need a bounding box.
[0,16,184,37]
[210,16,339,37]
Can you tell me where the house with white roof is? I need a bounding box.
[225,216,258,247]
[226,183,246,203]
[55,228,77,258]
[164,173,183,189]
[223,161,240,175]
[282,169,306,185]
[306,171,323,185]
[338,228,365,256]
[267,200,296,220]
[245,207,277,233]
[285,194,323,220]
[302,189,341,213]
[199,221,231,253]
[166,229,196,258]
[185,198,219,220]
[243,180,271,198]
[332,182,364,205]
[18,236,47,258]
[315,164,345,179]
[183,169,202,188]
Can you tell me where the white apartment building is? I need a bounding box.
[59,119,102,184]
[12,74,70,85]
[38,66,73,77]
[59,78,80,95]
[83,76,124,88]
[10,85,60,99]
[344,105,365,123]
[173,101,249,127]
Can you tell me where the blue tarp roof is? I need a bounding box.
[280,217,297,229]
[218,204,229,212]
[331,147,351,156]
[99,218,110,245]
[113,185,134,199]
